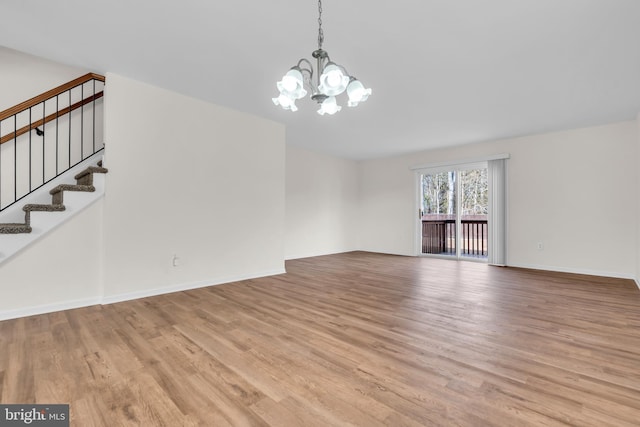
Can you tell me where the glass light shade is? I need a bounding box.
[318,64,349,96]
[272,94,298,112]
[317,96,341,115]
[346,79,372,107]
[276,69,307,99]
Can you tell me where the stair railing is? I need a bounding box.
[0,73,105,211]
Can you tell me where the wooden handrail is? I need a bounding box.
[0,72,105,145]
[0,72,105,123]
[0,91,104,145]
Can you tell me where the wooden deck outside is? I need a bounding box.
[422,215,488,258]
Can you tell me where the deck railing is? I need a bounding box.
[421,216,488,257]
[0,73,105,211]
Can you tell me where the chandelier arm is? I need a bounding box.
[296,58,315,91]
[296,58,314,75]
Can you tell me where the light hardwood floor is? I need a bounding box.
[1,252,640,426]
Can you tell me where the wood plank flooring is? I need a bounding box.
[1,251,640,426]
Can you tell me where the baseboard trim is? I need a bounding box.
[0,296,102,322]
[101,268,287,306]
[0,268,287,321]
[285,249,358,261]
[507,262,635,281]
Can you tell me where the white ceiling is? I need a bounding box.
[1,0,639,160]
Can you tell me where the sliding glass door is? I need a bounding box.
[419,164,488,260]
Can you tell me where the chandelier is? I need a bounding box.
[272,0,372,115]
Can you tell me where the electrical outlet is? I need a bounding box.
[537,242,544,251]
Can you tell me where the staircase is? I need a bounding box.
[0,73,106,263]
[0,161,107,234]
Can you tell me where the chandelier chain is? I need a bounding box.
[317,0,324,49]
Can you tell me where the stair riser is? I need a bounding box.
[25,209,66,226]
[52,192,63,205]
[76,175,94,186]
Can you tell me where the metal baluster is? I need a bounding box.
[68,90,72,169]
[81,83,84,160]
[56,95,59,175]
[92,79,96,154]
[29,107,32,192]
[41,101,45,187]
[14,115,17,203]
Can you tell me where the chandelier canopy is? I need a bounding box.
[272,0,372,115]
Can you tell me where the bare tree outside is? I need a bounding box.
[460,169,488,217]
[422,171,456,216]
[421,169,487,218]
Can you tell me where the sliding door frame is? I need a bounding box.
[412,154,509,264]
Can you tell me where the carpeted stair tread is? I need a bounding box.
[49,184,95,195]
[1,159,107,237]
[0,223,32,234]
[74,166,108,180]
[23,204,66,212]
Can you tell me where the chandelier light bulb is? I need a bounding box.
[317,96,341,115]
[282,76,298,92]
[272,94,298,112]
[327,72,341,87]
[318,64,349,96]
[276,69,307,100]
[347,79,372,107]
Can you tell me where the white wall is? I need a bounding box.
[359,121,638,279]
[101,73,286,301]
[0,46,88,111]
[285,145,359,259]
[0,202,103,318]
